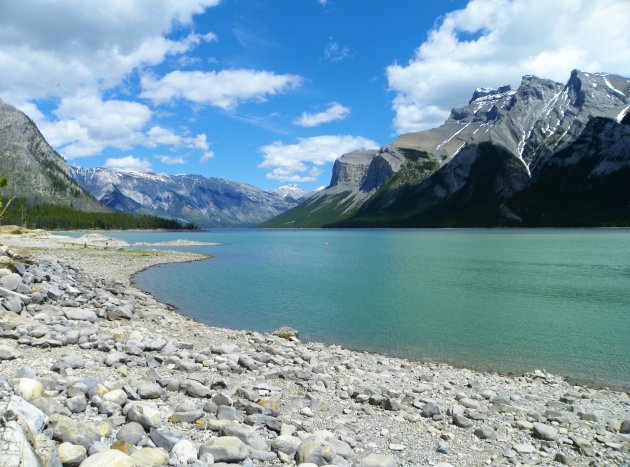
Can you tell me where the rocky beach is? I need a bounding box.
[0,230,629,467]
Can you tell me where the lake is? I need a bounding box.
[87,228,630,390]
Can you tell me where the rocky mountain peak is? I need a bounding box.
[469,85,513,105]
[0,98,103,210]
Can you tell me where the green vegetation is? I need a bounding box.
[338,143,528,227]
[260,191,359,228]
[0,176,15,222]
[398,148,429,162]
[1,198,197,230]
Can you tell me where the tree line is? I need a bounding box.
[0,197,197,230]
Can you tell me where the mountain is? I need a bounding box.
[69,167,301,227]
[0,98,104,211]
[264,70,630,227]
[260,149,405,227]
[268,184,314,203]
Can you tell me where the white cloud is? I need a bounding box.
[200,151,215,163]
[323,41,350,63]
[105,156,152,172]
[0,0,220,103]
[387,0,630,134]
[259,135,379,182]
[32,92,152,159]
[155,155,186,165]
[294,102,351,127]
[146,126,211,153]
[140,69,302,109]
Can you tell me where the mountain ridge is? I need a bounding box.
[70,166,301,228]
[263,69,630,228]
[0,98,104,211]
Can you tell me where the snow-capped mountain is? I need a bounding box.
[264,69,630,227]
[69,167,301,227]
[267,185,314,203]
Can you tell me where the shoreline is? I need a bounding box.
[1,231,629,466]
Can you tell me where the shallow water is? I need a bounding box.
[85,228,630,390]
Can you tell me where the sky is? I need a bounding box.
[1,0,629,191]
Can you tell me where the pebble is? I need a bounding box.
[0,244,626,467]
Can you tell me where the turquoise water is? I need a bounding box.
[86,229,630,390]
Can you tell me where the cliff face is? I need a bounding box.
[0,99,103,210]
[70,167,300,227]
[261,150,405,228]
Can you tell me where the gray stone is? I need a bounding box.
[474,425,496,439]
[213,393,232,407]
[358,454,397,467]
[532,422,558,441]
[126,402,161,429]
[116,422,145,445]
[136,382,163,399]
[58,442,87,466]
[620,419,630,434]
[422,401,442,418]
[107,303,134,320]
[555,452,575,465]
[186,380,212,398]
[296,436,336,466]
[329,438,355,460]
[217,405,238,420]
[272,435,302,456]
[170,409,204,423]
[1,273,23,291]
[48,414,100,448]
[63,308,97,322]
[7,395,48,434]
[78,449,135,466]
[453,413,474,428]
[51,353,85,372]
[31,397,71,417]
[199,436,249,463]
[1,295,23,312]
[512,443,536,454]
[238,355,257,370]
[66,395,88,414]
[0,343,20,360]
[149,428,185,451]
[437,443,449,454]
[272,326,299,339]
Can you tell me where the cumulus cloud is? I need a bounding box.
[294,102,351,127]
[146,126,212,152]
[155,155,186,165]
[105,156,152,172]
[140,69,302,109]
[0,0,220,103]
[323,41,350,63]
[259,135,379,182]
[387,0,630,134]
[34,92,153,159]
[199,151,215,163]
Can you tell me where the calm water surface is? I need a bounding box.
[86,229,630,390]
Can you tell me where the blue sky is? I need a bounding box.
[1,0,629,191]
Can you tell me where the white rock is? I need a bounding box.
[14,378,44,401]
[58,442,87,465]
[7,395,48,434]
[78,449,136,467]
[126,402,161,429]
[171,439,198,464]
